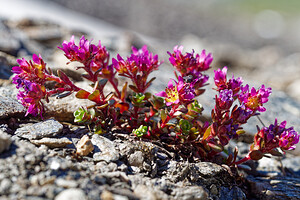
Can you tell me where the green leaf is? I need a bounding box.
[249,150,263,160]
[151,96,165,109]
[73,107,95,124]
[76,89,90,99]
[161,109,167,123]
[132,125,148,137]
[88,90,101,102]
[129,85,138,93]
[179,119,192,132]
[145,77,156,89]
[94,126,104,134]
[121,82,128,101]
[97,103,109,110]
[269,148,283,156]
[97,79,108,91]
[203,126,211,140]
[236,129,245,135]
[207,143,223,152]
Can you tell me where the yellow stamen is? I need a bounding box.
[245,95,261,110]
[165,87,179,104]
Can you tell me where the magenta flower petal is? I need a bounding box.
[168,46,212,77]
[155,91,167,97]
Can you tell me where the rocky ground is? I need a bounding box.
[1,1,300,200]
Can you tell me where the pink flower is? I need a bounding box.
[231,107,252,124]
[195,49,213,71]
[58,35,95,63]
[214,67,243,94]
[279,127,299,150]
[17,81,46,117]
[239,84,272,112]
[168,46,212,76]
[58,35,109,65]
[88,41,110,73]
[112,45,161,76]
[58,35,110,82]
[251,119,299,153]
[156,76,195,106]
[12,54,47,85]
[214,67,228,89]
[219,89,233,103]
[112,45,162,93]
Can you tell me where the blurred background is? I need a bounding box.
[52,0,300,53]
[1,0,300,103]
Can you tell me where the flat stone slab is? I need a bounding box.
[0,96,26,119]
[30,137,72,148]
[91,134,120,163]
[15,119,63,140]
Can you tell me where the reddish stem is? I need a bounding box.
[234,154,251,165]
[46,74,81,91]
[109,78,121,99]
[160,105,178,129]
[46,87,75,97]
[144,107,156,122]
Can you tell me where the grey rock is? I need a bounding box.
[128,151,144,167]
[0,85,19,99]
[219,186,246,200]
[91,134,120,163]
[247,175,300,200]
[23,26,63,43]
[0,21,21,56]
[55,188,88,200]
[44,93,93,122]
[172,186,208,200]
[256,157,282,176]
[0,96,26,119]
[282,156,300,173]
[55,178,78,188]
[165,161,233,187]
[134,184,168,200]
[0,51,16,80]
[194,162,225,177]
[96,161,118,173]
[30,137,72,148]
[15,119,63,140]
[0,130,12,154]
[48,157,73,171]
[0,178,12,195]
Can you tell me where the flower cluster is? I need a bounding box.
[235,119,299,164]
[168,46,211,95]
[12,35,299,167]
[12,54,48,86]
[168,45,212,75]
[17,81,46,117]
[112,45,162,93]
[11,54,49,117]
[59,35,110,82]
[207,67,272,148]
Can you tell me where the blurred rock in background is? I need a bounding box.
[49,0,300,101]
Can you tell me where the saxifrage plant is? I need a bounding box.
[12,35,299,166]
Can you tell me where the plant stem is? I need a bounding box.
[109,78,121,98]
[160,105,178,129]
[234,154,251,165]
